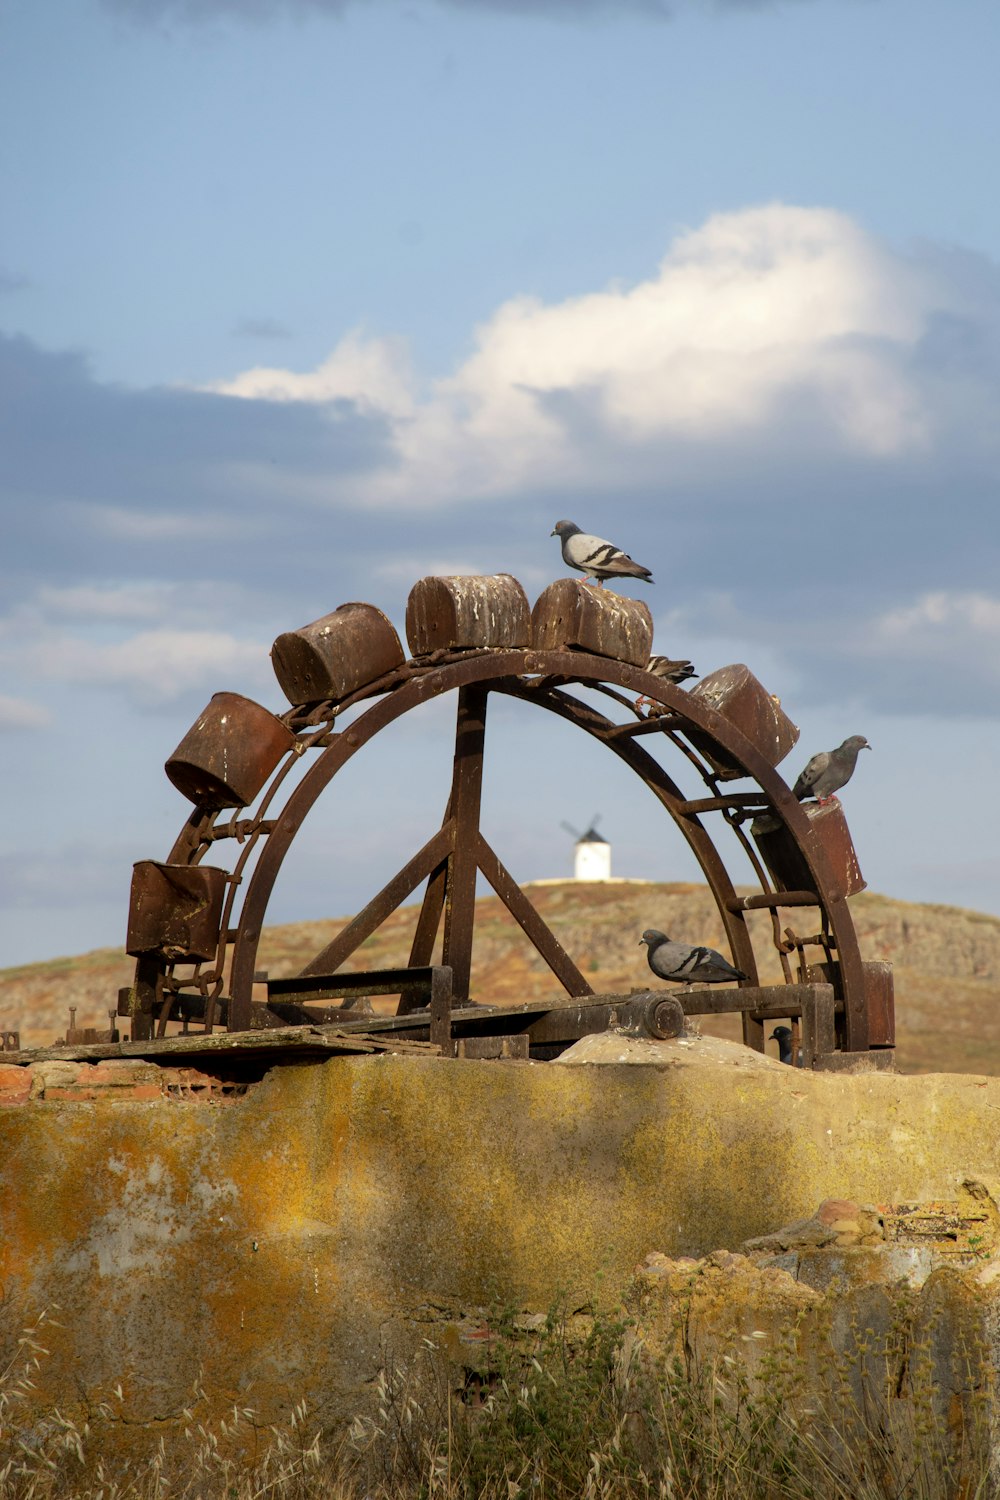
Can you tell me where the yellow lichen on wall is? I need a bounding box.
[2,1040,1000,1454]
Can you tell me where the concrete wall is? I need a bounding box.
[2,1038,1000,1449]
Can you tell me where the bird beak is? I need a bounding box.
[550,527,557,537]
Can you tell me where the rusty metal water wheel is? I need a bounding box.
[126,629,889,1063]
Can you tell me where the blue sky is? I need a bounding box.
[1,0,999,967]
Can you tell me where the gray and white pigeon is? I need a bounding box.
[639,929,747,987]
[636,654,697,710]
[551,520,653,587]
[792,735,871,805]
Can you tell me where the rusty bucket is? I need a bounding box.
[686,665,799,781]
[530,580,653,666]
[165,692,296,808]
[751,798,866,901]
[406,573,531,655]
[127,861,228,962]
[271,602,405,706]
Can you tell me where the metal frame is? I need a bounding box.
[128,649,872,1053]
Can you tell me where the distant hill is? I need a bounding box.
[2,881,999,1075]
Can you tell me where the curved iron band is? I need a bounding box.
[168,804,217,866]
[494,671,863,1050]
[226,649,866,1047]
[590,655,867,1048]
[493,678,761,1008]
[227,658,473,1024]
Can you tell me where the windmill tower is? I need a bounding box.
[561,816,611,882]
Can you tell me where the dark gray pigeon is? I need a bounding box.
[551,520,653,587]
[769,1025,799,1066]
[792,735,871,804]
[639,929,747,987]
[636,654,697,710]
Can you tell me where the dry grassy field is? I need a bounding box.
[2,881,998,1075]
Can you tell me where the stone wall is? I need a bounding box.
[2,1036,1000,1456]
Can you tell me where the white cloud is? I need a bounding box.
[437,205,927,443]
[37,583,176,621]
[876,590,1000,645]
[0,694,52,732]
[25,629,268,704]
[867,591,1000,691]
[205,204,958,507]
[207,329,417,417]
[673,587,1000,718]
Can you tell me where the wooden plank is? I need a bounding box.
[263,1002,377,1027]
[298,823,455,977]
[16,983,846,1066]
[127,955,159,1042]
[269,966,446,1001]
[286,1002,502,1036]
[678,983,837,1018]
[863,960,895,1047]
[314,990,637,1034]
[526,1003,620,1046]
[408,793,453,968]
[441,685,487,1005]
[408,856,449,967]
[801,986,837,1065]
[428,963,453,1049]
[475,833,593,997]
[456,1035,530,1060]
[6,1025,442,1067]
[310,984,838,1033]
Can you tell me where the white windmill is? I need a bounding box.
[560,814,611,882]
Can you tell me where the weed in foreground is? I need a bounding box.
[0,1301,994,1499]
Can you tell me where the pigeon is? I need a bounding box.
[639,929,747,987]
[646,654,697,686]
[636,655,697,711]
[792,736,871,805]
[551,520,653,587]
[773,1020,803,1068]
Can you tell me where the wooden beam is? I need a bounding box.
[298,822,455,978]
[441,685,488,1005]
[4,1025,441,1067]
[475,833,594,998]
[677,983,836,1017]
[408,857,449,967]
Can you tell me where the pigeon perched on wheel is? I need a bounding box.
[551,520,653,587]
[636,655,697,711]
[639,929,747,986]
[792,736,870,805]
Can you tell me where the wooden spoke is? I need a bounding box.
[440,685,488,1005]
[298,821,456,978]
[407,857,449,969]
[475,833,593,998]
